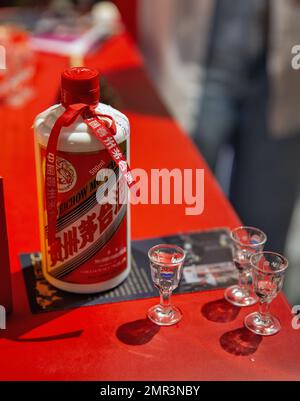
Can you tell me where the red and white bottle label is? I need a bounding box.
[40,141,128,285]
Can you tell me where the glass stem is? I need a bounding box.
[238,269,249,294]
[160,290,172,310]
[259,301,271,323]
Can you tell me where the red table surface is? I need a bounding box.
[0,33,299,381]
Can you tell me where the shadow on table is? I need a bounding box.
[104,66,170,118]
[220,327,262,356]
[2,311,84,343]
[201,298,240,323]
[0,269,84,343]
[116,318,160,346]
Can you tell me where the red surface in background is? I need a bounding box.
[113,0,138,41]
[0,34,299,380]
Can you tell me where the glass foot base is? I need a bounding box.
[224,285,258,307]
[244,312,281,336]
[147,304,182,326]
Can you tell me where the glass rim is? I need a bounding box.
[148,244,186,265]
[231,226,267,247]
[250,251,288,274]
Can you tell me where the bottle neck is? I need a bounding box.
[61,89,99,108]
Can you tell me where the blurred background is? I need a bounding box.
[0,0,299,305]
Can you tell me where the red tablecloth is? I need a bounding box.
[0,34,299,380]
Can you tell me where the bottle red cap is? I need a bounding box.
[61,67,100,107]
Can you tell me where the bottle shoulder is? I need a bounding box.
[34,103,129,152]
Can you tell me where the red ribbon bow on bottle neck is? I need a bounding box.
[45,103,135,246]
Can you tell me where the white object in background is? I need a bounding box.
[30,2,122,58]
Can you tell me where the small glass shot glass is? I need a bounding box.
[225,226,267,307]
[244,251,288,336]
[147,244,186,326]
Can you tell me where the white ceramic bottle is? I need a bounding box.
[34,67,130,293]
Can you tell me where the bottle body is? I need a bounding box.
[34,102,130,293]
